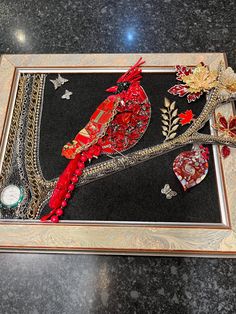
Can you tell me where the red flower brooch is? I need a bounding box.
[213,113,236,158]
[213,113,236,137]
[168,63,218,103]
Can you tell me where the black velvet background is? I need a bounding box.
[39,72,221,223]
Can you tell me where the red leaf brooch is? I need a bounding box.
[178,109,194,126]
[168,63,218,103]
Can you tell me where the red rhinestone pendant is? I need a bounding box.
[173,145,209,191]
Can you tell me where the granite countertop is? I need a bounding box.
[0,0,236,313]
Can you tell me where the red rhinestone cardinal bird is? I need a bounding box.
[41,58,151,223]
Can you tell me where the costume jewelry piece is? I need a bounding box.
[173,145,209,191]
[50,74,69,90]
[41,58,152,223]
[61,89,73,100]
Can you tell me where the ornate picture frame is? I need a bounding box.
[0,53,235,256]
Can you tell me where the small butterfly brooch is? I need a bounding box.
[161,184,177,199]
[50,74,68,90]
[61,89,73,100]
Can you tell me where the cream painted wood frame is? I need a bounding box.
[0,53,235,256]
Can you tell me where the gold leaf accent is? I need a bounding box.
[162,120,169,126]
[168,132,177,139]
[182,63,218,94]
[164,97,170,108]
[160,108,168,113]
[170,101,176,110]
[172,109,178,118]
[172,117,180,124]
[162,114,168,120]
[171,124,179,131]
[160,98,180,141]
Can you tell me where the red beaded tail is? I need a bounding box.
[41,144,101,223]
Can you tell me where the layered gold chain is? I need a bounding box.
[0,76,26,189]
[24,74,52,218]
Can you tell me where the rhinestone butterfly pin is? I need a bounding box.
[50,74,69,90]
[161,184,177,199]
[61,89,73,100]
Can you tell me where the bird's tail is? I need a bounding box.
[41,144,101,222]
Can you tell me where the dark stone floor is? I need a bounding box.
[0,0,236,313]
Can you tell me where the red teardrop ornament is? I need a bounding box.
[221,145,231,158]
[173,146,209,191]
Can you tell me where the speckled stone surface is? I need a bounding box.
[0,0,236,313]
[0,254,236,314]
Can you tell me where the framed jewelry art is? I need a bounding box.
[0,53,236,256]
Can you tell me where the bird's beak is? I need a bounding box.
[106,85,118,93]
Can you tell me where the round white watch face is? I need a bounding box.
[0,185,22,207]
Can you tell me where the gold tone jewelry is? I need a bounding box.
[24,74,51,218]
[161,98,179,141]
[3,63,236,219]
[47,64,236,188]
[0,76,26,189]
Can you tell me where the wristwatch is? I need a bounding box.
[0,185,24,208]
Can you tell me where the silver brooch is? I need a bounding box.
[50,74,69,90]
[161,184,177,199]
[61,89,73,100]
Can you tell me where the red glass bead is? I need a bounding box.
[68,184,75,191]
[132,104,141,115]
[65,192,71,199]
[75,169,82,176]
[139,125,146,133]
[49,188,65,210]
[50,215,59,223]
[129,131,140,140]
[221,145,230,158]
[61,200,67,207]
[130,119,138,128]
[89,145,102,157]
[77,161,85,170]
[86,153,93,159]
[80,155,87,162]
[71,176,78,183]
[139,115,149,122]
[56,208,64,216]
